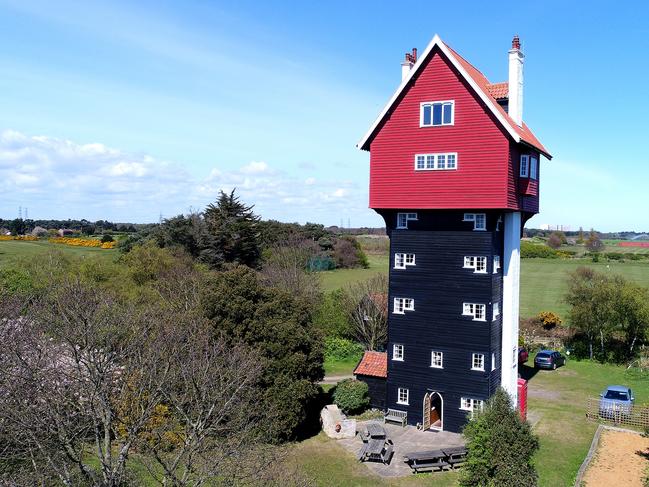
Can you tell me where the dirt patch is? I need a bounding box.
[528,387,561,401]
[582,429,649,487]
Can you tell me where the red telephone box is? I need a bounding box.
[517,378,528,421]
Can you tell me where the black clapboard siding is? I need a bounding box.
[356,375,387,410]
[385,228,502,432]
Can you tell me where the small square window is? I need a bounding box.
[474,214,486,230]
[437,154,446,170]
[463,303,486,321]
[493,255,501,273]
[464,256,487,273]
[491,353,496,371]
[396,212,417,229]
[426,155,435,169]
[460,397,484,416]
[492,302,500,321]
[472,353,485,371]
[394,253,406,269]
[416,155,425,170]
[403,298,414,311]
[394,297,414,314]
[397,387,409,405]
[393,344,404,361]
[421,101,454,127]
[431,351,443,368]
[447,153,456,169]
[405,253,416,266]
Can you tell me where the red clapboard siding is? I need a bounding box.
[369,47,511,210]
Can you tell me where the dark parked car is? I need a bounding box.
[599,385,634,419]
[518,347,529,364]
[534,350,565,370]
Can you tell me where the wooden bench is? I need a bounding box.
[443,447,468,469]
[403,449,449,473]
[384,408,407,427]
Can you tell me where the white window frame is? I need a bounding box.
[431,351,443,369]
[420,100,455,127]
[463,256,487,273]
[394,253,416,269]
[530,155,538,180]
[396,212,418,229]
[460,397,484,417]
[491,353,496,371]
[463,213,486,231]
[493,255,501,274]
[492,302,500,321]
[463,303,486,321]
[393,344,404,361]
[471,353,485,371]
[413,152,459,171]
[520,154,529,177]
[393,297,415,314]
[397,387,410,405]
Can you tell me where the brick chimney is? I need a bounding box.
[401,48,417,81]
[508,35,524,125]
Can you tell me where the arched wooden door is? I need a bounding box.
[422,393,431,430]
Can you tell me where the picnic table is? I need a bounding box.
[357,423,393,464]
[403,447,467,473]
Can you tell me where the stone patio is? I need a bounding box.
[336,420,465,477]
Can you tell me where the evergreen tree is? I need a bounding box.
[460,388,539,487]
[202,190,261,269]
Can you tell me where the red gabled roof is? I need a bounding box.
[353,351,387,378]
[487,81,508,99]
[357,35,551,160]
[445,43,551,158]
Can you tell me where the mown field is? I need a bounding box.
[0,239,117,265]
[290,358,649,487]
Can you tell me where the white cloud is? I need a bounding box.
[0,129,372,225]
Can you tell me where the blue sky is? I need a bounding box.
[1,0,648,230]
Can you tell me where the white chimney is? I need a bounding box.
[508,35,524,126]
[401,48,417,81]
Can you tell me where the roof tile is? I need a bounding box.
[354,351,387,378]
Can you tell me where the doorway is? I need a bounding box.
[423,392,443,431]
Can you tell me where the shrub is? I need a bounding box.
[313,290,352,338]
[537,311,562,329]
[332,379,369,414]
[332,236,369,269]
[546,233,562,249]
[101,234,114,243]
[521,241,558,259]
[324,337,364,361]
[605,252,623,261]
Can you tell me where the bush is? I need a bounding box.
[332,236,370,269]
[521,241,558,259]
[605,252,623,261]
[537,311,562,329]
[332,379,369,414]
[324,337,364,361]
[546,233,562,250]
[313,290,352,338]
[101,234,114,243]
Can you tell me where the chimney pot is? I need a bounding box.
[512,35,521,50]
[508,35,524,125]
[401,47,417,81]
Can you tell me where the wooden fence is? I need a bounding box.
[586,397,649,429]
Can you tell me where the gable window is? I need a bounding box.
[394,297,415,314]
[421,101,454,127]
[431,351,443,369]
[414,152,458,171]
[471,353,485,371]
[463,213,486,231]
[530,156,538,180]
[492,302,500,321]
[520,155,529,177]
[393,344,404,361]
[464,256,487,273]
[493,255,501,273]
[397,212,418,229]
[394,253,416,269]
[463,303,486,321]
[460,397,484,417]
[397,387,409,405]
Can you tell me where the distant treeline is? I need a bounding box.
[524,228,648,240]
[0,218,152,235]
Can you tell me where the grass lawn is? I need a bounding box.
[319,253,388,292]
[324,356,362,377]
[520,258,649,317]
[0,240,117,266]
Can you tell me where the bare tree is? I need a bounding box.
[341,274,388,351]
[260,236,322,306]
[0,279,167,486]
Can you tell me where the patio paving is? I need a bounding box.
[336,420,465,477]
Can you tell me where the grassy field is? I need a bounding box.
[0,240,117,266]
[320,252,649,319]
[292,358,649,486]
[324,355,362,377]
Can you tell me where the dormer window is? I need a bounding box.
[420,101,454,127]
[397,212,418,229]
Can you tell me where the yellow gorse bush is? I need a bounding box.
[0,235,39,241]
[49,237,116,249]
